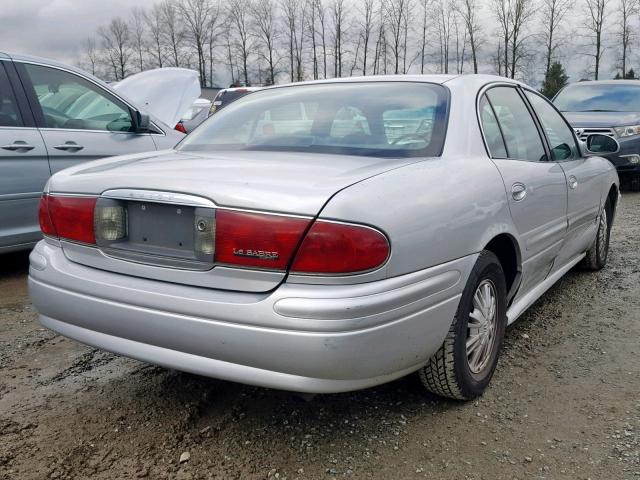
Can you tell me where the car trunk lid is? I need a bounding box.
[49,150,417,292]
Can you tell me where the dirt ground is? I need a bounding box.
[1,194,639,480]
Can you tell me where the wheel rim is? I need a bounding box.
[597,208,608,260]
[467,279,498,374]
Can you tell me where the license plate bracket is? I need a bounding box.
[96,199,215,270]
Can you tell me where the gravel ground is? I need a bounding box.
[1,193,639,480]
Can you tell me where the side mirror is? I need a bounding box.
[132,110,150,133]
[582,134,620,156]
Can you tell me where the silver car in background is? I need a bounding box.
[0,52,196,253]
[29,75,619,400]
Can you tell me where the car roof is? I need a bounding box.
[250,74,526,96]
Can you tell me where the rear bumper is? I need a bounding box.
[29,241,473,393]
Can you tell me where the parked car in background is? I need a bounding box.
[30,75,619,400]
[209,86,262,115]
[0,52,199,253]
[177,98,212,133]
[554,80,640,190]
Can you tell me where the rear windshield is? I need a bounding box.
[554,83,640,112]
[178,82,449,158]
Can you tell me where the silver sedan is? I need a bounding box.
[29,75,620,400]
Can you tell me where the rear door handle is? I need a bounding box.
[2,141,35,152]
[54,142,84,152]
[511,182,527,201]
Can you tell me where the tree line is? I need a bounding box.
[78,0,640,97]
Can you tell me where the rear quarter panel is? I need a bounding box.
[317,155,518,278]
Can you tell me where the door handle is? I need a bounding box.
[2,141,35,152]
[54,142,84,152]
[568,175,578,190]
[511,182,527,201]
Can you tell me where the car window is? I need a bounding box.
[180,82,449,158]
[0,63,23,127]
[23,64,133,132]
[479,94,507,158]
[486,87,547,162]
[525,91,580,161]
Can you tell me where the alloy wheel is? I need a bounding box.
[467,279,498,374]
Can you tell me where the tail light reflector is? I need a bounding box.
[38,195,56,237]
[214,210,310,270]
[291,221,389,274]
[39,194,97,244]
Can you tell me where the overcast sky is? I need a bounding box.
[0,0,619,85]
[0,0,136,63]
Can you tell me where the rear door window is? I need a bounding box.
[0,63,23,127]
[479,95,507,158]
[485,86,547,162]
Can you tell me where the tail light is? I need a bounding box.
[214,210,389,275]
[291,221,389,274]
[39,193,390,275]
[214,210,310,270]
[174,122,187,134]
[38,194,97,244]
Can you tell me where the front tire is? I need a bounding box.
[582,201,611,271]
[418,251,507,400]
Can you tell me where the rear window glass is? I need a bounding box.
[178,82,449,158]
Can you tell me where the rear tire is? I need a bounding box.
[582,201,611,271]
[418,251,507,400]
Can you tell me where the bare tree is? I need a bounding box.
[540,0,573,78]
[130,7,147,72]
[81,37,99,76]
[252,0,280,84]
[207,1,223,87]
[315,0,329,78]
[457,0,482,73]
[180,0,212,86]
[616,0,638,77]
[99,17,131,80]
[492,0,512,76]
[228,0,253,85]
[453,13,468,73]
[385,0,410,74]
[145,3,165,67]
[583,0,607,79]
[307,0,319,79]
[161,0,184,67]
[372,0,388,74]
[281,0,307,81]
[509,0,535,79]
[436,0,454,74]
[359,0,376,75]
[331,0,347,77]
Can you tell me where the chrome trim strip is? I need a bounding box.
[215,205,313,219]
[0,191,42,200]
[48,192,99,198]
[101,189,216,208]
